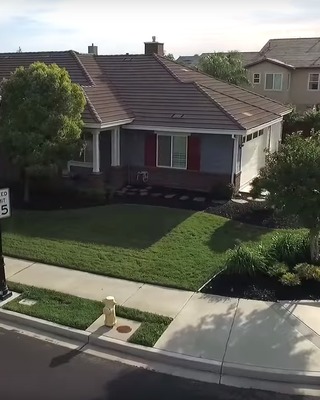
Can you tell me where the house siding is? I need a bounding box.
[290,68,320,110]
[121,128,146,167]
[247,61,291,104]
[200,134,233,174]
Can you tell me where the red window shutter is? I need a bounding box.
[145,133,156,167]
[187,135,201,171]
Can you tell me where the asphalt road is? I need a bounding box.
[0,327,316,400]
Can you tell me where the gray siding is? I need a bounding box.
[99,130,111,172]
[121,129,146,166]
[200,134,233,174]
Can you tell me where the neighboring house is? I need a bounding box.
[179,37,320,110]
[245,38,320,110]
[0,39,290,192]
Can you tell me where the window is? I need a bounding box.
[265,73,283,90]
[287,73,291,90]
[258,129,264,136]
[253,73,260,84]
[246,133,253,142]
[253,131,258,139]
[308,73,320,90]
[157,134,187,169]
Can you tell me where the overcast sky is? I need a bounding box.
[1,0,320,56]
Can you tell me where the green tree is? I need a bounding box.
[283,107,320,138]
[251,133,320,263]
[164,53,175,61]
[0,62,86,202]
[199,51,250,86]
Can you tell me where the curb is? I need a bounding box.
[1,308,320,386]
[89,334,221,373]
[0,309,90,344]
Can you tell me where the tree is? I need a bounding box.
[251,133,320,263]
[0,62,86,202]
[199,51,250,86]
[164,53,175,61]
[283,107,320,138]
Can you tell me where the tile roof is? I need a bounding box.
[156,55,290,129]
[177,52,259,68]
[247,37,320,69]
[0,50,291,131]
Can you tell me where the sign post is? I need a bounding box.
[0,188,12,301]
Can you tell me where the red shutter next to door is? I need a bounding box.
[187,135,201,171]
[145,133,156,167]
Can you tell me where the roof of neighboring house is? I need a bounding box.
[253,37,320,68]
[0,50,290,131]
[177,52,259,68]
[245,57,296,70]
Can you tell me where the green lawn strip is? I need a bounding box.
[4,282,172,347]
[2,205,280,291]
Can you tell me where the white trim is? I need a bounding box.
[92,129,100,173]
[154,131,191,137]
[111,127,121,166]
[84,118,134,130]
[264,72,283,91]
[156,133,188,170]
[246,117,283,135]
[67,160,93,172]
[125,124,245,135]
[307,72,320,91]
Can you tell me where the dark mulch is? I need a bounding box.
[207,200,301,229]
[201,271,320,302]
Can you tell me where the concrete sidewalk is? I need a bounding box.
[4,256,320,378]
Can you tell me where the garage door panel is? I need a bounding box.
[240,132,267,187]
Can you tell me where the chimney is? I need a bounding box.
[144,36,164,56]
[88,43,98,55]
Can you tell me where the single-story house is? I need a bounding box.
[0,39,291,192]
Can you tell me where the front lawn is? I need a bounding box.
[3,204,280,291]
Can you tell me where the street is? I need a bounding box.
[0,327,316,400]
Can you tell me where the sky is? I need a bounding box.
[1,0,320,56]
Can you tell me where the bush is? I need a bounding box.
[225,244,267,276]
[76,188,106,203]
[211,182,234,200]
[266,262,289,278]
[294,263,320,282]
[268,232,309,266]
[280,272,301,286]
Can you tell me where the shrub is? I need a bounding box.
[225,244,267,276]
[266,262,289,278]
[76,188,106,203]
[294,263,320,282]
[268,232,309,266]
[211,182,234,200]
[280,272,301,286]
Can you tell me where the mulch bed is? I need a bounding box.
[201,271,320,302]
[206,199,301,229]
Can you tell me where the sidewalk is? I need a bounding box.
[4,256,320,379]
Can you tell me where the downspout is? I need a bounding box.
[231,134,236,185]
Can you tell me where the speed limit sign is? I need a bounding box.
[0,188,11,219]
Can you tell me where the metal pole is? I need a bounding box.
[0,220,11,301]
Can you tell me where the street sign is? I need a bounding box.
[0,188,11,219]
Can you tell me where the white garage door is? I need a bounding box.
[240,129,268,189]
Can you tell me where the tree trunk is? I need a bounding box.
[23,173,30,203]
[310,228,320,264]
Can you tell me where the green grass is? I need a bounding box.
[5,282,172,347]
[3,204,280,290]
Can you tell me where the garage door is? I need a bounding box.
[240,129,268,189]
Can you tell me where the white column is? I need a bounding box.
[92,129,100,173]
[111,127,120,167]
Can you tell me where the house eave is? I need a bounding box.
[84,118,134,130]
[124,124,246,135]
[246,117,283,134]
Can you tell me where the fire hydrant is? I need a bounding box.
[103,296,117,327]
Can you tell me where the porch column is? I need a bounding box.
[92,129,100,173]
[111,126,120,166]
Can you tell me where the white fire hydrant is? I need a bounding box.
[103,296,117,327]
